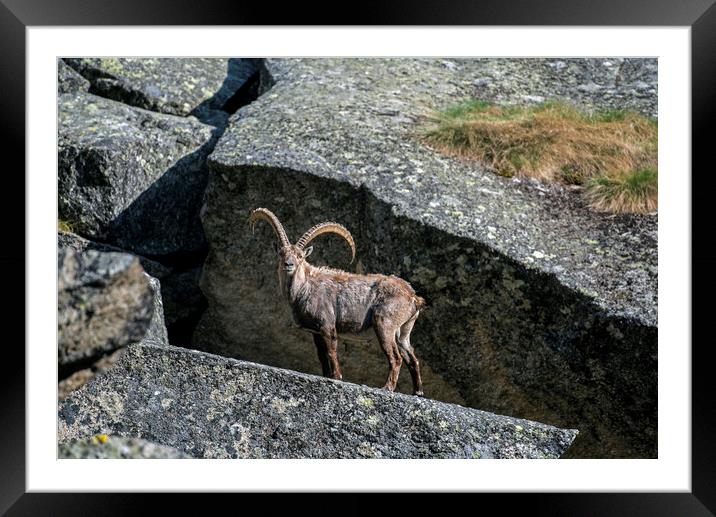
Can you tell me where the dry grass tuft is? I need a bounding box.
[421,100,658,213]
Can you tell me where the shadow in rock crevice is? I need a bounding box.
[92,135,217,348]
[103,137,215,259]
[190,58,263,126]
[96,60,267,349]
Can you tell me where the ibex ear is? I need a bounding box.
[303,246,313,258]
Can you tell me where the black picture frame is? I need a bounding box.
[2,0,714,514]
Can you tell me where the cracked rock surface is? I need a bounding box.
[58,91,216,257]
[64,58,260,123]
[195,58,657,458]
[58,342,577,459]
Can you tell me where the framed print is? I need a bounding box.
[2,0,714,514]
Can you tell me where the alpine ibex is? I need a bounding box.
[250,208,425,396]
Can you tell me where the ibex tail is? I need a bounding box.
[414,295,426,311]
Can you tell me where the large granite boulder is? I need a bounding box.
[63,58,261,124]
[58,342,577,459]
[58,248,159,367]
[58,92,215,257]
[194,59,657,458]
[58,246,169,398]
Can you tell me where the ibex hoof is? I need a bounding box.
[414,390,424,397]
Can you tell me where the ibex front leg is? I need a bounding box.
[316,326,342,380]
[311,333,331,377]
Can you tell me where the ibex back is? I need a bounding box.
[250,208,425,396]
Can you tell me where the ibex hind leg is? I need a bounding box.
[373,316,402,392]
[397,311,424,396]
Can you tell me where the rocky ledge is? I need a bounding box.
[58,245,169,399]
[58,342,577,459]
[194,58,657,458]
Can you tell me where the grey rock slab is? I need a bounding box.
[59,435,190,459]
[58,342,578,459]
[615,58,659,89]
[57,235,169,348]
[63,58,260,123]
[58,58,90,94]
[196,58,656,458]
[58,91,215,256]
[57,272,168,399]
[58,248,155,366]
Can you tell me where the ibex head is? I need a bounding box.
[249,208,356,278]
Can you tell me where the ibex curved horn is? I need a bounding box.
[249,208,290,249]
[296,222,356,264]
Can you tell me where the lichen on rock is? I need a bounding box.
[58,342,578,459]
[59,435,190,459]
[58,58,90,94]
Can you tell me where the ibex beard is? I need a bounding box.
[250,207,426,396]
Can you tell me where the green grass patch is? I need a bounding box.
[586,168,658,214]
[420,99,658,214]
